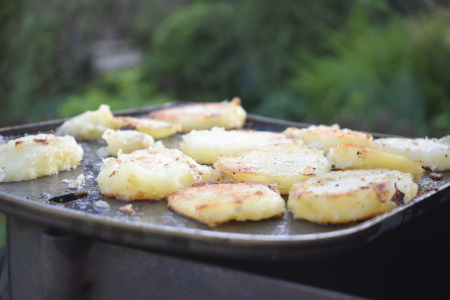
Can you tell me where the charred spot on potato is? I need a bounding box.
[373,182,389,202]
[429,172,443,181]
[120,124,137,130]
[15,140,24,147]
[33,137,49,145]
[391,187,405,206]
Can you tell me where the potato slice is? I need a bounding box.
[328,143,424,181]
[149,97,246,133]
[96,129,155,157]
[438,135,450,145]
[214,144,331,194]
[372,137,450,171]
[96,143,216,201]
[112,116,181,139]
[56,104,114,140]
[283,124,373,154]
[0,133,83,182]
[288,169,418,224]
[180,127,303,165]
[168,181,285,227]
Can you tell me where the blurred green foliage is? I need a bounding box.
[148,1,241,102]
[2,0,448,136]
[290,3,425,135]
[0,214,5,246]
[288,2,450,137]
[58,68,174,118]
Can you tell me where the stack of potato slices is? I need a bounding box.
[214,144,331,194]
[96,144,216,201]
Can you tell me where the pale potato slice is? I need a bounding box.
[328,143,424,181]
[112,116,181,139]
[214,144,331,194]
[56,104,114,140]
[168,181,285,227]
[372,137,450,171]
[149,97,246,133]
[288,169,418,224]
[180,127,303,164]
[96,143,216,201]
[96,129,155,157]
[283,124,373,154]
[0,133,83,182]
[437,135,450,145]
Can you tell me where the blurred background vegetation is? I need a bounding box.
[0,0,449,245]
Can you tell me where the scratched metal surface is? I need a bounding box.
[1,103,449,260]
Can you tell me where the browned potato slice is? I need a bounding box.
[0,134,83,182]
[328,143,424,181]
[112,116,181,139]
[96,143,216,201]
[214,144,331,194]
[180,127,303,164]
[149,97,246,133]
[283,124,372,154]
[288,169,418,224]
[56,104,114,140]
[168,181,285,227]
[372,137,450,171]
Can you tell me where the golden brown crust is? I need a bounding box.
[288,169,418,224]
[168,181,285,227]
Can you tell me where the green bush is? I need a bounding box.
[289,3,449,137]
[411,15,450,137]
[58,68,174,118]
[235,0,352,105]
[0,0,181,126]
[148,1,241,103]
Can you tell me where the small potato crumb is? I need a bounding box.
[119,204,135,213]
[94,200,111,209]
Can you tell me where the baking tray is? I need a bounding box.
[1,102,450,261]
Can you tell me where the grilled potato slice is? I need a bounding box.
[372,138,450,171]
[168,181,285,227]
[214,144,331,194]
[288,169,418,224]
[96,129,155,157]
[56,104,114,140]
[180,127,303,164]
[328,143,424,181]
[283,124,372,154]
[112,116,181,139]
[149,97,246,133]
[0,133,83,182]
[96,143,216,201]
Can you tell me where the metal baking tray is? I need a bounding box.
[1,102,450,261]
